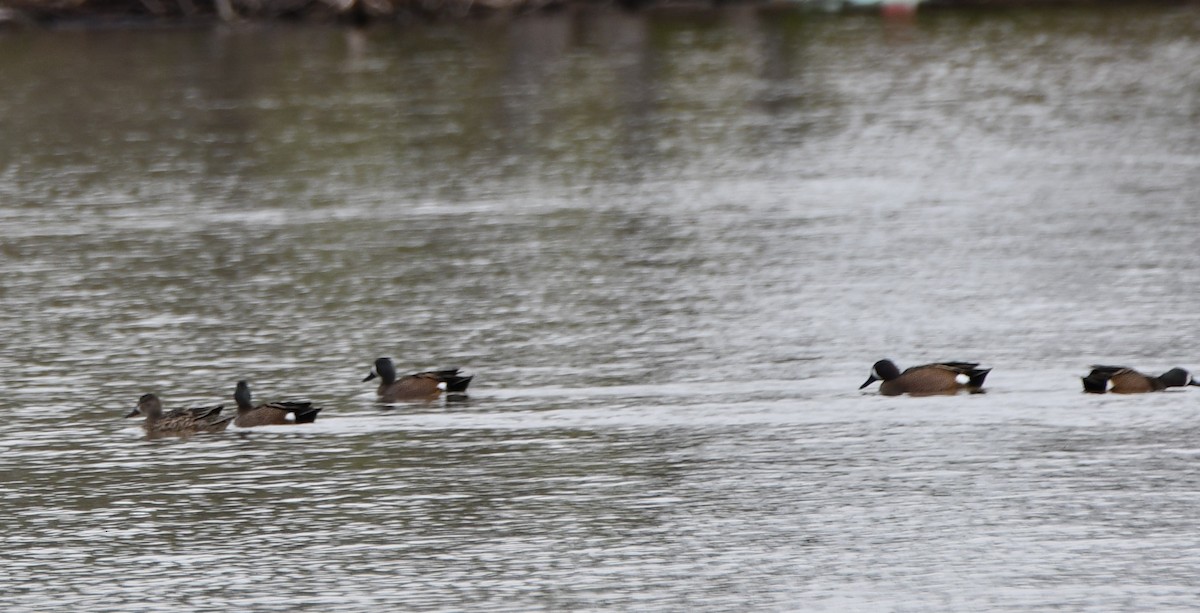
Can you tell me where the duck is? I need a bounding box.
[363,357,473,402]
[860,360,991,396]
[1081,365,1199,394]
[125,393,233,436]
[232,380,322,427]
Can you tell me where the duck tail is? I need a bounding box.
[271,401,321,424]
[292,407,322,424]
[967,368,991,389]
[428,368,473,392]
[443,374,474,393]
[210,416,235,432]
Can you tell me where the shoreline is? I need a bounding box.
[0,0,1194,28]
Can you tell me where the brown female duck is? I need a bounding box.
[126,393,233,436]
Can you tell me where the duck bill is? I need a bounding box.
[125,408,141,418]
[362,371,377,383]
[1190,380,1200,387]
[859,375,879,390]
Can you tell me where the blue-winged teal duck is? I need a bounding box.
[860,360,991,396]
[233,380,322,427]
[1081,365,1199,394]
[363,357,473,402]
[126,393,233,436]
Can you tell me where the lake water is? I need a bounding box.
[2,4,1199,610]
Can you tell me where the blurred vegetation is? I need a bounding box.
[0,0,1192,25]
[0,0,576,24]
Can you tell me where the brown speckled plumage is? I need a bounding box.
[126,393,232,437]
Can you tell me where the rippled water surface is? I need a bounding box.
[2,5,1200,610]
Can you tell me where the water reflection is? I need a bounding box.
[2,4,1200,611]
